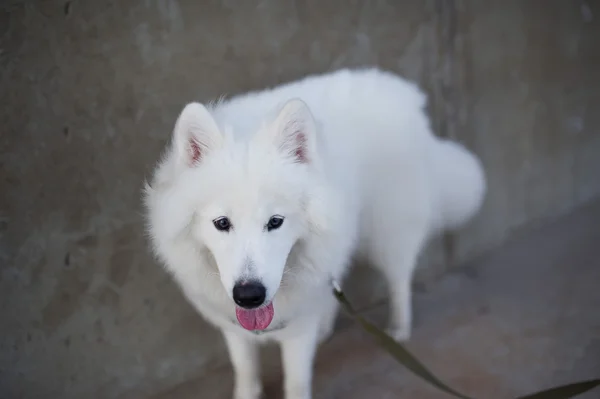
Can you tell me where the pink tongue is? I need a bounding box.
[236,303,274,331]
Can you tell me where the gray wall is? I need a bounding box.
[1,1,599,398]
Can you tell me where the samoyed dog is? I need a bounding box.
[144,68,486,399]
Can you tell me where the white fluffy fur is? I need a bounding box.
[143,68,486,399]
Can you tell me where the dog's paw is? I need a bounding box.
[233,391,263,399]
[233,382,263,399]
[284,385,311,399]
[386,326,411,343]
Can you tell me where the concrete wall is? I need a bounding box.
[1,1,599,398]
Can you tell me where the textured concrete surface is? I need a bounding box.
[150,200,600,399]
[1,1,600,398]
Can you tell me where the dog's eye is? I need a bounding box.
[213,217,232,232]
[266,215,284,231]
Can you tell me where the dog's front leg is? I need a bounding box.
[280,324,320,399]
[223,331,262,399]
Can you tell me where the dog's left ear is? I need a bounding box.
[268,98,317,164]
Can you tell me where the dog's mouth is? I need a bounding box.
[235,302,274,331]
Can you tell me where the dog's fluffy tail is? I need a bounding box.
[430,139,487,232]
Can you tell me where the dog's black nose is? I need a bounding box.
[232,281,266,309]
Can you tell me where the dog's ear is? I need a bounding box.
[268,98,316,164]
[173,102,223,166]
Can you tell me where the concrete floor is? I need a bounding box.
[148,200,600,399]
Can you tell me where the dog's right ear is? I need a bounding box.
[172,102,223,167]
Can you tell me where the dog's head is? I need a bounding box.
[145,99,331,329]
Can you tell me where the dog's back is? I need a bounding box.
[210,67,486,267]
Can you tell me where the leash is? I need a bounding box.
[330,279,600,399]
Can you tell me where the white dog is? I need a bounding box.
[143,68,486,399]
